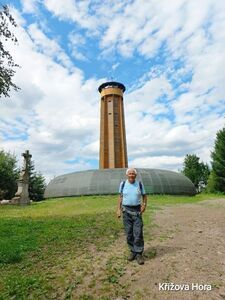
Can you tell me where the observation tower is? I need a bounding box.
[44,81,196,198]
[98,82,128,169]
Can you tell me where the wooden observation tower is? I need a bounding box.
[98,81,128,169]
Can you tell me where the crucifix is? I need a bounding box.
[12,150,32,205]
[22,150,32,171]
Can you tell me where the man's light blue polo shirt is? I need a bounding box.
[119,180,146,206]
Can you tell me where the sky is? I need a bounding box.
[1,0,225,182]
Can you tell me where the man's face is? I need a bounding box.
[127,170,137,183]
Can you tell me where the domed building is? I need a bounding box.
[44,168,196,198]
[44,82,196,198]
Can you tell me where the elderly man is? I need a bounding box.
[117,168,147,265]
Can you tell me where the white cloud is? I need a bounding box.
[21,0,39,14]
[68,32,87,61]
[127,76,173,107]
[28,23,74,69]
[112,62,120,70]
[1,1,224,182]
[129,155,184,172]
[43,0,99,32]
[0,10,102,182]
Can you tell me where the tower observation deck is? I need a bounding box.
[98,81,128,169]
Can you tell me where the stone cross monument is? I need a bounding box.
[12,150,32,205]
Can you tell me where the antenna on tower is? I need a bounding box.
[108,68,116,82]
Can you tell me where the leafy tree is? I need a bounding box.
[206,170,220,193]
[0,150,19,199]
[182,154,210,189]
[0,5,20,98]
[199,161,210,186]
[208,127,225,193]
[30,173,46,201]
[28,159,46,201]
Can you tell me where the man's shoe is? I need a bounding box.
[136,254,144,265]
[127,252,136,261]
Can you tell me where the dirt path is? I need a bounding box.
[119,198,225,300]
[72,198,225,300]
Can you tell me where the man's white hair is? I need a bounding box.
[126,168,137,175]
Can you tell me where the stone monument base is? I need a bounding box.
[11,182,30,205]
[0,200,12,205]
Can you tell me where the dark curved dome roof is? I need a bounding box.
[98,81,126,93]
[44,168,196,198]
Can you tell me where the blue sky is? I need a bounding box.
[1,0,225,181]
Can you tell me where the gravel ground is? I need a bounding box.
[69,198,225,299]
[119,198,225,300]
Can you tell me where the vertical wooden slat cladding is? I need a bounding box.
[99,82,128,169]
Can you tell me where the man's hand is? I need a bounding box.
[141,195,147,214]
[141,204,146,214]
[116,209,121,218]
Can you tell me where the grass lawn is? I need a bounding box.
[0,193,223,299]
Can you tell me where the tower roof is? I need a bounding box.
[98,81,126,93]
